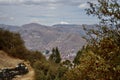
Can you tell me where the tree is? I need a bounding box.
[86,0,120,25]
[63,0,120,80]
[0,28,28,59]
[84,0,120,65]
[55,47,61,63]
[84,0,120,45]
[49,47,61,64]
[57,65,68,79]
[49,48,56,62]
[73,46,85,65]
[62,60,72,69]
[73,50,82,65]
[63,51,112,80]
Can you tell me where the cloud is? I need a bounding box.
[9,17,14,20]
[0,0,99,25]
[47,3,57,9]
[0,16,14,21]
[49,6,56,9]
[0,0,97,6]
[60,21,69,24]
[0,0,58,5]
[30,18,40,23]
[78,3,89,9]
[0,0,24,5]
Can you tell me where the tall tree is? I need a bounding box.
[73,50,82,65]
[55,47,61,63]
[73,46,85,65]
[49,47,61,63]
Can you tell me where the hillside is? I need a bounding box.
[0,23,87,60]
[0,50,35,80]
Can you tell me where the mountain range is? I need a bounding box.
[0,23,88,60]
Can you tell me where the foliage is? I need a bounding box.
[73,46,85,65]
[64,0,120,80]
[62,60,73,69]
[33,60,68,80]
[49,47,61,63]
[26,50,46,66]
[57,65,68,79]
[86,0,120,25]
[63,49,119,80]
[0,28,28,59]
[83,0,120,45]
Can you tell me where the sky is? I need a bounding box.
[0,0,99,26]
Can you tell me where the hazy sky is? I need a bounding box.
[0,0,99,26]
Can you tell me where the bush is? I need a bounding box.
[0,28,28,59]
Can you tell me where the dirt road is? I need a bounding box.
[0,51,35,80]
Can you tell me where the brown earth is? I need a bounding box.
[0,50,35,80]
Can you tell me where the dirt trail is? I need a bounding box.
[0,51,23,68]
[0,51,35,80]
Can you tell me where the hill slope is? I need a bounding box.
[0,50,35,80]
[0,23,87,60]
[19,23,86,60]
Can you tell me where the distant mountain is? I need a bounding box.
[53,24,81,27]
[0,24,20,31]
[0,23,88,60]
[52,24,85,36]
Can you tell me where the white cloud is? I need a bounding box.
[0,0,98,7]
[0,16,14,21]
[10,17,14,20]
[60,21,69,24]
[0,0,24,5]
[0,12,15,21]
[47,3,57,9]
[78,3,89,9]
[49,6,56,9]
[0,0,57,4]
[30,18,40,23]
